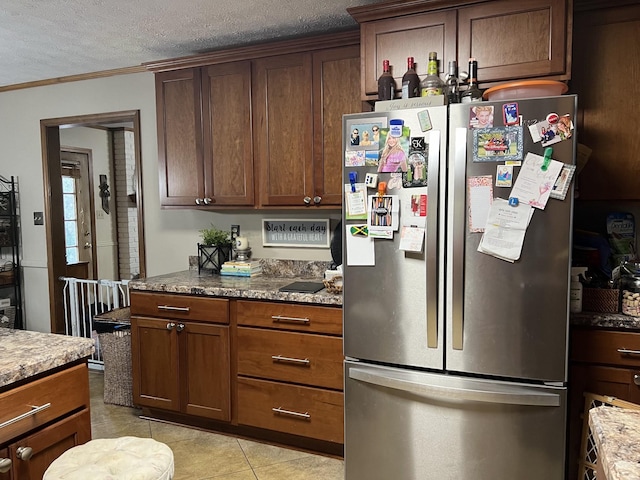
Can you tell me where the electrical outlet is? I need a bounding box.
[96,210,104,219]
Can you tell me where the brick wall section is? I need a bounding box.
[112,129,139,279]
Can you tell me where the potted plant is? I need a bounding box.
[198,225,232,274]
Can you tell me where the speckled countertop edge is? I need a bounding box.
[589,406,640,480]
[571,312,640,330]
[0,330,95,388]
[129,268,342,306]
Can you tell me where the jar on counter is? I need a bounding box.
[620,262,640,317]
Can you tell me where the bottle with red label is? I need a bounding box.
[401,57,420,99]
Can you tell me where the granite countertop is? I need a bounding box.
[129,259,342,306]
[0,329,94,388]
[571,312,640,329]
[589,406,640,480]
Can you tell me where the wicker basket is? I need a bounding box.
[0,305,16,328]
[582,288,619,313]
[0,269,14,286]
[323,275,343,294]
[98,331,134,407]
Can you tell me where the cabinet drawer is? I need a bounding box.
[571,329,640,367]
[237,327,343,390]
[0,364,89,444]
[130,291,229,324]
[237,377,344,444]
[236,300,341,335]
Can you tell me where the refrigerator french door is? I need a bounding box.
[343,95,577,480]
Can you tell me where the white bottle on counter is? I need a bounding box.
[570,275,582,313]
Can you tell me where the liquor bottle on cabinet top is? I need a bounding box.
[401,57,420,99]
[460,57,483,103]
[445,60,460,104]
[377,59,396,101]
[420,52,445,97]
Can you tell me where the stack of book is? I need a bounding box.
[220,260,262,277]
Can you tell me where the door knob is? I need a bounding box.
[203,197,212,205]
[303,196,312,205]
[166,322,176,330]
[16,446,33,461]
[195,198,203,205]
[176,323,185,332]
[313,196,322,204]
[0,458,11,473]
[634,374,640,386]
[83,242,92,249]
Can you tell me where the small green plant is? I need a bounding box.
[199,225,232,247]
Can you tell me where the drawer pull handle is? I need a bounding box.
[158,305,190,313]
[0,403,51,429]
[272,407,310,419]
[617,348,640,356]
[271,315,310,324]
[0,458,12,473]
[271,355,310,365]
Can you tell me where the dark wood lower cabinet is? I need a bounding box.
[568,327,640,480]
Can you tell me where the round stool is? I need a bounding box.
[43,436,174,480]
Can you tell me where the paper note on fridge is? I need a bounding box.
[477,198,534,262]
[509,152,563,210]
[346,224,375,266]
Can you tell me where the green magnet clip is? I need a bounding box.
[541,147,553,171]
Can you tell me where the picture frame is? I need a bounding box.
[345,117,387,152]
[262,219,330,248]
[473,126,523,162]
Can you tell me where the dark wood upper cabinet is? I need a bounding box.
[254,44,361,208]
[156,62,253,208]
[156,68,204,207]
[571,3,640,200]
[349,0,572,101]
[457,0,570,83]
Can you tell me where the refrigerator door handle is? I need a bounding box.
[449,127,468,351]
[349,367,560,407]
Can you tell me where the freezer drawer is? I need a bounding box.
[344,361,567,480]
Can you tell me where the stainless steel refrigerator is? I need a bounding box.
[342,95,577,480]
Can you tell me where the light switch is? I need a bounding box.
[34,212,44,225]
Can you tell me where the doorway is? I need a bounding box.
[41,110,146,334]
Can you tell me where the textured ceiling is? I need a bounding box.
[0,0,384,88]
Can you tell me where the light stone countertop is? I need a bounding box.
[128,267,342,307]
[0,329,94,388]
[589,406,640,480]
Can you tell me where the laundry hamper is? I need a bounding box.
[98,328,134,407]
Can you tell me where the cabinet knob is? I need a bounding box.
[176,323,185,332]
[195,198,203,205]
[634,374,640,386]
[166,322,176,330]
[16,446,33,461]
[0,458,12,473]
[203,197,213,205]
[303,196,311,205]
[313,196,322,204]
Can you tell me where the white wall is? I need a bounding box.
[0,72,338,333]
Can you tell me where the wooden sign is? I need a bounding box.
[262,219,330,248]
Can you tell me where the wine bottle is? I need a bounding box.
[401,57,420,99]
[445,60,460,104]
[377,59,396,101]
[419,52,445,97]
[460,58,483,103]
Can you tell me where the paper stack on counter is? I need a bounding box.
[220,260,262,277]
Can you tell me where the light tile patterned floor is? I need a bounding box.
[89,371,344,480]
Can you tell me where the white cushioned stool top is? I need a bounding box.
[43,436,174,480]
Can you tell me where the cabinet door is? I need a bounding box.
[457,0,569,83]
[571,4,640,200]
[131,316,180,411]
[156,69,204,206]
[359,10,457,99]
[179,322,230,421]
[202,61,255,206]
[254,53,314,207]
[9,409,90,480]
[312,46,362,206]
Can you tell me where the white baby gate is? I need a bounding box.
[61,276,130,368]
